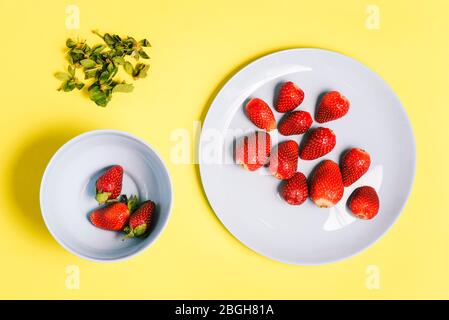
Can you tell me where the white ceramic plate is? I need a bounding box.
[199,49,416,265]
[40,130,173,262]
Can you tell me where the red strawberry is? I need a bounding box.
[275,81,305,113]
[245,98,276,131]
[316,91,350,123]
[235,131,271,171]
[348,186,379,220]
[124,200,155,238]
[341,148,371,187]
[90,202,130,231]
[281,172,308,205]
[310,160,344,208]
[299,127,336,160]
[278,111,313,136]
[95,165,123,204]
[268,140,299,180]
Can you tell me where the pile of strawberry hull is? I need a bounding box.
[236,82,379,220]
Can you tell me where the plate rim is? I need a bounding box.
[39,129,174,263]
[198,48,417,265]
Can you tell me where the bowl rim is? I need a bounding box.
[39,129,174,263]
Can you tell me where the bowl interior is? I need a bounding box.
[40,131,172,261]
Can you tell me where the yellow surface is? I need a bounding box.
[0,0,447,299]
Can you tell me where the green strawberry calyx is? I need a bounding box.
[123,223,147,240]
[127,195,139,213]
[95,191,111,204]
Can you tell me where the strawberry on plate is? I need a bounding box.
[315,91,350,123]
[309,160,344,208]
[90,202,130,231]
[245,98,276,131]
[280,172,308,205]
[124,200,155,238]
[348,186,379,220]
[299,127,336,160]
[278,110,313,136]
[95,165,123,204]
[268,140,299,180]
[235,131,271,171]
[341,148,371,187]
[275,81,304,113]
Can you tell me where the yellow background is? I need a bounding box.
[0,0,447,299]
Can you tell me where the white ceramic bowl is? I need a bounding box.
[40,130,173,262]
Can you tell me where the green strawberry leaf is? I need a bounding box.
[113,83,134,93]
[138,50,149,59]
[80,59,96,68]
[66,38,77,48]
[127,195,139,212]
[55,72,70,81]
